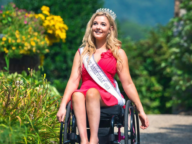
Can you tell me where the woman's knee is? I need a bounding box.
[72,92,85,103]
[86,88,101,102]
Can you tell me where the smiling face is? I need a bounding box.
[92,15,111,41]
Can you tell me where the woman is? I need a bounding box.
[57,8,149,144]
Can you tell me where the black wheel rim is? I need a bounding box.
[124,100,140,144]
[59,101,71,144]
[124,100,131,144]
[135,109,140,144]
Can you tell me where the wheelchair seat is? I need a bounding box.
[60,100,140,144]
[100,105,124,120]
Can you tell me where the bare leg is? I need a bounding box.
[72,92,88,144]
[86,88,107,144]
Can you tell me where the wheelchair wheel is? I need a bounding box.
[60,101,73,144]
[124,100,140,144]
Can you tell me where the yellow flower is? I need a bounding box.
[1,41,5,45]
[17,39,21,43]
[29,14,34,17]
[13,12,16,17]
[8,38,11,43]
[45,35,51,45]
[15,30,20,34]
[22,36,26,41]
[47,29,53,34]
[34,32,38,36]
[20,50,26,54]
[41,6,50,12]
[42,10,50,15]
[3,14,5,17]
[33,47,36,52]
[12,40,15,43]
[2,37,6,41]
[35,14,39,19]
[4,48,9,53]
[38,14,45,20]
[45,49,50,53]
[31,41,36,46]
[24,42,29,46]
[19,46,22,49]
[12,47,16,50]
[16,34,20,38]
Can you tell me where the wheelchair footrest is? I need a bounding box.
[68,133,80,143]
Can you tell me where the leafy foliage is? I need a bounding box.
[167,0,192,112]
[0,68,61,143]
[120,26,173,114]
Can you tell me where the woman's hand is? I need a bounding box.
[57,106,66,122]
[138,112,149,129]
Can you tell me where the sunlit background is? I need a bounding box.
[0,0,191,143]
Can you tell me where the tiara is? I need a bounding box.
[96,8,116,20]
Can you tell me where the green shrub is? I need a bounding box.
[0,68,61,143]
[118,23,174,114]
[167,0,192,112]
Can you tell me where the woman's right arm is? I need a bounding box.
[57,50,81,122]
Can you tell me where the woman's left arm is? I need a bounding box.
[117,49,149,129]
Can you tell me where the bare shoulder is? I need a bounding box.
[74,49,80,59]
[118,48,128,60]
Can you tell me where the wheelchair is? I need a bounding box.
[60,100,140,144]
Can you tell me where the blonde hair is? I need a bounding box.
[79,11,122,73]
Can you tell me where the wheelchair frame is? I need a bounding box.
[60,100,140,144]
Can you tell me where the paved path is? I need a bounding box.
[140,115,192,144]
[115,114,192,144]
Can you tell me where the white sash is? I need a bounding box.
[79,47,125,106]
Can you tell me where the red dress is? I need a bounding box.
[72,49,124,106]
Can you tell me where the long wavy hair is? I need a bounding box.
[79,11,122,73]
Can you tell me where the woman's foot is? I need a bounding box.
[89,137,99,144]
[80,137,89,144]
[81,141,89,144]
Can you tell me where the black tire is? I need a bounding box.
[135,107,140,144]
[124,100,131,144]
[60,122,64,144]
[124,100,140,144]
[60,101,71,144]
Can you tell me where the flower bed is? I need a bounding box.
[0,3,68,73]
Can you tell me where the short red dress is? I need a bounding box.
[72,49,124,106]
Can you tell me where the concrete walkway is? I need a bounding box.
[140,115,192,144]
[115,115,192,144]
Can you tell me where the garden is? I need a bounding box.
[0,0,192,143]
